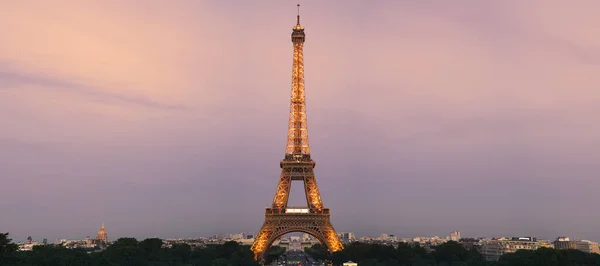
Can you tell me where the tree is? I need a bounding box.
[190,245,216,265]
[497,247,600,266]
[305,243,328,261]
[211,258,230,266]
[264,246,286,265]
[358,258,381,266]
[139,238,165,262]
[1,235,263,266]
[171,243,191,263]
[0,233,18,253]
[0,232,18,265]
[24,245,94,266]
[103,237,145,266]
[432,241,470,263]
[139,238,163,253]
[216,241,239,258]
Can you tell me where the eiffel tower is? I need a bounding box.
[250,4,343,263]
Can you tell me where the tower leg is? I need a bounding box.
[251,222,273,260]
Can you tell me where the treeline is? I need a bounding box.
[307,241,488,266]
[306,241,600,266]
[3,232,600,266]
[0,232,284,266]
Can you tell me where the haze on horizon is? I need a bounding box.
[1,0,599,242]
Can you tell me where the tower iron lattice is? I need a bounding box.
[250,5,343,263]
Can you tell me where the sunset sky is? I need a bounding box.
[1,0,600,242]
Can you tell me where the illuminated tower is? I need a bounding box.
[250,5,343,263]
[95,223,108,244]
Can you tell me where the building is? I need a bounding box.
[576,240,600,254]
[96,224,108,245]
[301,241,314,250]
[458,238,479,250]
[302,233,312,242]
[18,236,41,251]
[85,236,94,246]
[237,238,255,246]
[343,261,358,266]
[554,237,577,250]
[479,237,543,261]
[553,237,600,254]
[450,231,461,241]
[338,232,356,242]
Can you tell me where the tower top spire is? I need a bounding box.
[297,4,300,26]
[294,4,303,30]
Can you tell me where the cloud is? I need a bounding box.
[0,66,186,110]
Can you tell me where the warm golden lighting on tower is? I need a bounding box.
[286,4,310,155]
[250,5,343,263]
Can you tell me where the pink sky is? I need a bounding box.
[1,0,600,242]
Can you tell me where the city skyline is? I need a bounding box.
[11,226,600,247]
[2,0,600,243]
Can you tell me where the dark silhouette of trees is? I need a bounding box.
[305,243,329,260]
[171,243,192,264]
[263,246,286,265]
[322,242,437,265]
[431,241,487,266]
[306,241,600,266]
[496,247,600,266]
[4,232,600,266]
[2,234,260,266]
[18,245,96,266]
[0,233,19,265]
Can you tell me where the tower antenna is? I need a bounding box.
[297,4,300,25]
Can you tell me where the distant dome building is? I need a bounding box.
[95,224,108,245]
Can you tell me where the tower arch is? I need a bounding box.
[261,228,330,260]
